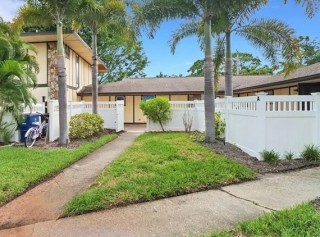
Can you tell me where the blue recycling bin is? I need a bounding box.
[19,113,41,143]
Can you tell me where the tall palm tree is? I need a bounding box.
[135,0,258,142]
[73,0,131,114]
[16,0,81,145]
[0,18,38,138]
[170,1,299,97]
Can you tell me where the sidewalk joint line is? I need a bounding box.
[220,188,277,212]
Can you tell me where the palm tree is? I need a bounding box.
[73,0,130,114]
[16,0,81,145]
[0,18,38,140]
[170,1,300,97]
[135,0,259,142]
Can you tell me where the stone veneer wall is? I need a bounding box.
[47,42,58,99]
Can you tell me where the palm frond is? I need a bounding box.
[169,21,201,54]
[236,18,295,64]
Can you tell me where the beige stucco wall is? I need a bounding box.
[30,42,93,102]
[274,88,290,95]
[31,87,49,103]
[170,95,188,101]
[134,96,147,123]
[125,96,134,123]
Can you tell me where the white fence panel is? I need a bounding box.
[221,93,320,160]
[47,100,124,142]
[147,101,204,132]
[48,100,60,142]
[20,103,45,114]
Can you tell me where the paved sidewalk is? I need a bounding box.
[1,167,320,237]
[0,132,142,230]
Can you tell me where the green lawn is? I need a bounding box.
[206,202,320,237]
[64,133,256,216]
[0,134,117,205]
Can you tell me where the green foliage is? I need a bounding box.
[301,144,320,161]
[69,113,104,139]
[214,112,225,138]
[284,150,294,160]
[190,131,205,142]
[0,133,117,204]
[64,133,255,216]
[232,52,274,75]
[298,36,320,66]
[206,202,320,237]
[140,98,171,132]
[260,149,280,163]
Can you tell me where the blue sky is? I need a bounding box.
[1,0,320,77]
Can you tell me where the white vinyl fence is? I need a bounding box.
[147,101,205,132]
[3,101,124,143]
[48,100,124,142]
[216,92,320,160]
[148,93,320,160]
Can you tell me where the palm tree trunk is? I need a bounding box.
[204,16,215,143]
[92,26,98,114]
[225,30,233,96]
[56,21,69,145]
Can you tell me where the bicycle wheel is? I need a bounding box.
[25,128,37,148]
[40,123,48,140]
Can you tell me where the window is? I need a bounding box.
[116,95,126,105]
[76,55,79,86]
[142,95,155,101]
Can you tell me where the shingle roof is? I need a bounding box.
[78,62,320,95]
[79,77,205,95]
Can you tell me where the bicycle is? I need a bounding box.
[24,113,49,148]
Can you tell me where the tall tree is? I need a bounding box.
[298,36,320,65]
[78,29,148,84]
[135,0,258,142]
[16,0,81,145]
[73,0,133,113]
[0,18,38,138]
[172,1,300,96]
[232,52,274,75]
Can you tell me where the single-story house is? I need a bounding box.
[78,77,204,123]
[221,62,320,97]
[21,32,107,103]
[79,62,320,124]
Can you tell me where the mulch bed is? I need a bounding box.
[204,140,320,174]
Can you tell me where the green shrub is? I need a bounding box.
[140,97,171,131]
[69,113,104,139]
[215,112,226,138]
[190,131,205,142]
[301,144,320,161]
[260,149,280,163]
[284,150,294,160]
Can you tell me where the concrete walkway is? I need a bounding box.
[0,132,142,230]
[1,166,320,237]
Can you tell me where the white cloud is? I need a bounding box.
[0,0,24,21]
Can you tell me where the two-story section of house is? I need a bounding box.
[21,32,107,103]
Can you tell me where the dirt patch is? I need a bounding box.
[28,128,116,149]
[312,198,320,211]
[204,140,319,174]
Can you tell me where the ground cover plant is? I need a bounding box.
[205,201,320,237]
[0,133,117,205]
[64,133,256,216]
